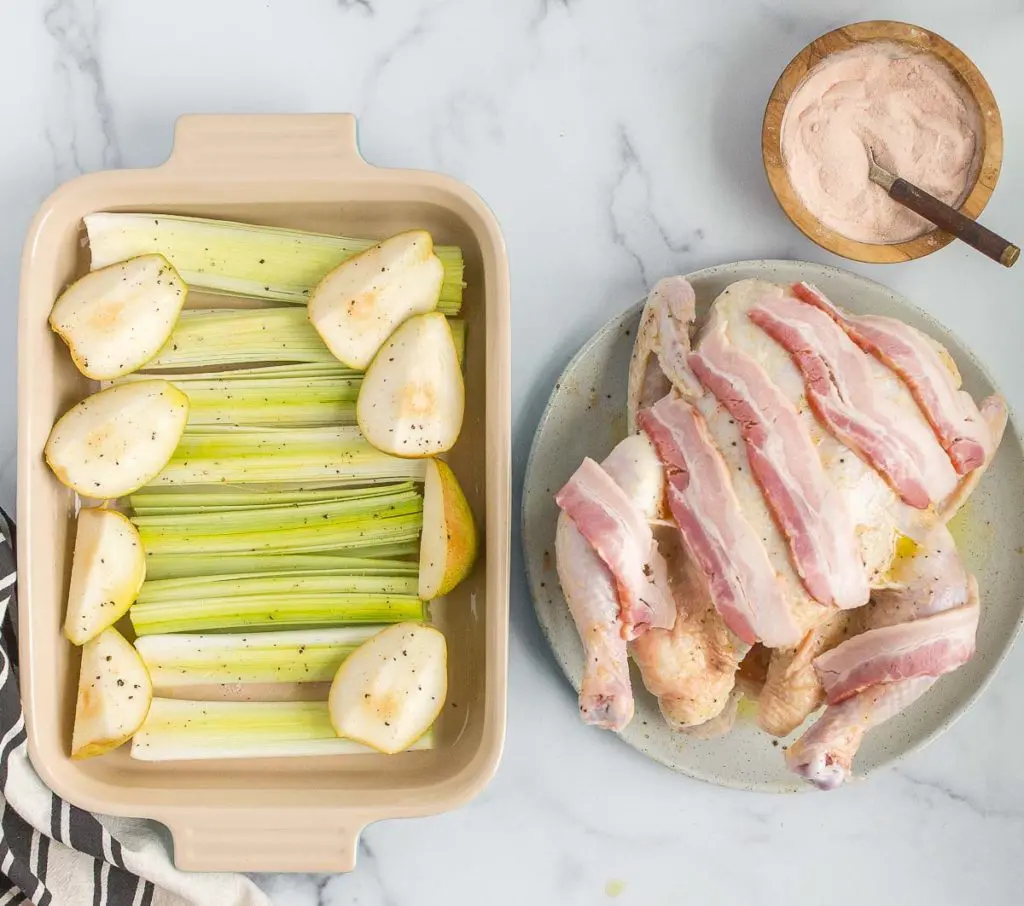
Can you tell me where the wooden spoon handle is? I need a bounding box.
[889,178,1019,267]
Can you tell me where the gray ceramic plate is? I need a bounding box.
[522,259,1024,792]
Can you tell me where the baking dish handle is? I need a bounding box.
[168,811,366,872]
[160,113,373,179]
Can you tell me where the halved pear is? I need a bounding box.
[49,254,187,380]
[72,626,153,759]
[64,508,146,645]
[308,230,444,370]
[328,623,447,754]
[44,380,189,499]
[356,312,464,457]
[419,458,478,599]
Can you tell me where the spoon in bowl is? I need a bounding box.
[867,149,1019,268]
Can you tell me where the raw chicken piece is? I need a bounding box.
[787,523,977,788]
[555,433,666,730]
[630,530,747,729]
[757,610,852,738]
[634,279,991,737]
[558,273,1005,767]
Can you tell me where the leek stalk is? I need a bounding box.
[161,374,361,429]
[130,592,424,635]
[132,482,419,535]
[134,507,421,556]
[139,308,465,372]
[152,426,427,486]
[130,484,387,513]
[85,213,464,313]
[131,698,435,760]
[135,627,386,687]
[133,480,422,557]
[136,572,418,604]
[142,552,418,581]
[146,308,337,369]
[121,318,466,427]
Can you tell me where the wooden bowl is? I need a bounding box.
[762,20,1003,264]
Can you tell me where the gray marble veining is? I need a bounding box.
[1,0,1022,903]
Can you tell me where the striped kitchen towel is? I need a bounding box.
[0,509,270,906]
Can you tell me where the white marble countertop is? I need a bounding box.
[2,1,1023,903]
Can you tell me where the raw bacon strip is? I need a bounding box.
[689,324,869,609]
[814,601,979,704]
[555,458,673,639]
[638,396,800,648]
[749,294,958,509]
[792,282,992,475]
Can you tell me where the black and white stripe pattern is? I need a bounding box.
[0,510,268,906]
[0,507,150,906]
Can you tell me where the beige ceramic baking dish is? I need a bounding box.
[16,114,511,873]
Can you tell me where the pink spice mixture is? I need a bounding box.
[782,43,982,244]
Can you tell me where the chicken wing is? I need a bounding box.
[627,276,699,433]
[757,610,852,738]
